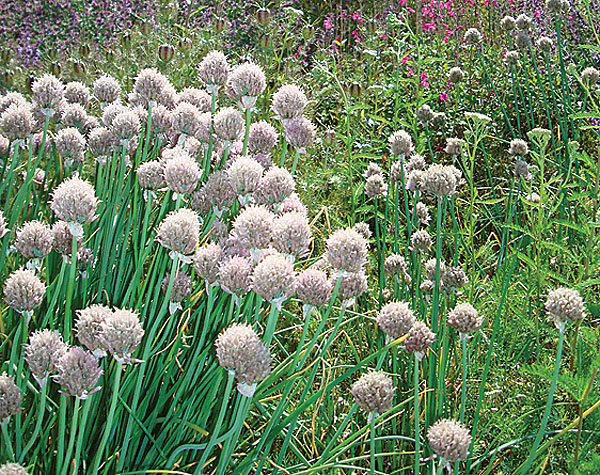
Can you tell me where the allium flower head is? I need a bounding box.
[64,81,90,107]
[464,28,482,45]
[514,159,532,180]
[0,104,34,142]
[515,13,532,30]
[26,329,68,386]
[582,67,600,86]
[198,51,230,92]
[417,104,435,124]
[101,103,127,128]
[215,323,272,392]
[54,347,102,399]
[254,166,295,205]
[447,303,483,335]
[284,117,315,153]
[50,177,98,226]
[231,205,274,252]
[252,253,296,304]
[405,319,436,356]
[508,138,528,156]
[278,193,308,216]
[296,268,332,307]
[32,74,64,115]
[249,121,278,154]
[163,149,201,194]
[411,229,432,252]
[228,62,267,108]
[133,68,176,108]
[110,109,141,143]
[419,164,462,198]
[227,156,264,196]
[0,463,29,475]
[504,50,520,67]
[500,15,516,31]
[4,269,45,315]
[172,102,203,137]
[162,271,192,303]
[75,304,112,357]
[377,301,416,340]
[448,67,465,84]
[137,160,165,190]
[200,170,236,212]
[51,221,81,256]
[0,372,21,420]
[61,103,89,130]
[271,84,308,122]
[351,371,394,414]
[93,75,121,104]
[325,228,368,273]
[193,243,223,285]
[546,0,568,13]
[214,106,244,143]
[0,92,27,113]
[427,419,472,463]
[218,256,253,297]
[156,208,200,256]
[442,266,469,290]
[99,308,144,364]
[55,127,86,166]
[272,212,312,259]
[336,270,368,303]
[177,87,211,112]
[515,31,531,50]
[545,287,585,329]
[353,222,372,241]
[536,36,553,51]
[384,254,410,281]
[365,174,388,197]
[444,138,465,156]
[14,220,53,260]
[389,129,414,157]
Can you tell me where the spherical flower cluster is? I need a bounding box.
[325,228,368,273]
[546,0,569,13]
[163,149,201,194]
[536,36,553,52]
[132,68,176,108]
[296,269,332,307]
[171,102,202,137]
[198,51,230,92]
[271,84,307,122]
[254,166,295,205]
[137,161,165,190]
[3,269,45,315]
[50,177,98,226]
[75,304,112,357]
[51,221,81,256]
[93,75,121,104]
[464,28,482,45]
[216,323,272,391]
[514,159,532,180]
[416,104,435,124]
[214,107,244,143]
[411,229,432,252]
[365,174,388,197]
[231,205,274,251]
[377,301,416,340]
[353,222,372,241]
[26,329,68,386]
[279,193,308,216]
[500,15,516,31]
[384,254,410,281]
[0,135,8,155]
[427,419,472,463]
[252,253,296,303]
[442,266,469,291]
[162,271,192,303]
[448,67,465,84]
[55,127,86,166]
[388,130,414,158]
[151,105,173,138]
[545,287,585,328]
[54,347,102,398]
[336,270,368,303]
[272,212,312,258]
[444,138,465,156]
[508,138,529,156]
[284,117,315,153]
[32,74,64,114]
[199,170,236,212]
[111,109,141,143]
[404,321,436,359]
[61,103,88,130]
[156,208,200,256]
[228,62,267,108]
[447,303,483,335]
[218,256,253,297]
[101,103,127,128]
[14,220,53,260]
[227,156,264,196]
[177,88,211,112]
[364,162,383,179]
[504,50,519,67]
[351,371,394,414]
[193,243,223,285]
[582,67,600,86]
[64,81,90,107]
[0,372,21,419]
[515,31,531,50]
[515,14,532,30]
[419,164,462,198]
[99,308,144,364]
[249,121,278,154]
[0,463,29,475]
[0,92,27,113]
[0,104,34,142]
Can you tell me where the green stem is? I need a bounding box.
[370,412,376,475]
[460,336,468,424]
[91,362,123,475]
[61,398,80,475]
[242,108,251,156]
[414,355,421,475]
[2,422,14,460]
[73,397,92,475]
[20,383,48,462]
[64,235,79,337]
[519,326,566,475]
